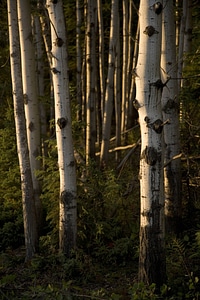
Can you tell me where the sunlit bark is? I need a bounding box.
[46,0,77,256]
[136,0,166,287]
[8,0,38,260]
[17,0,42,229]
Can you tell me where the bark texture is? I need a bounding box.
[85,0,97,165]
[135,0,166,287]
[8,0,38,260]
[17,0,42,229]
[161,0,181,234]
[46,0,77,256]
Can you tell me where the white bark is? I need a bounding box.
[17,0,42,228]
[8,0,38,260]
[161,0,181,233]
[46,0,77,256]
[136,0,166,286]
[100,0,118,166]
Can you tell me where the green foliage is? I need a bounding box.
[76,163,139,264]
[0,102,23,250]
[129,283,157,300]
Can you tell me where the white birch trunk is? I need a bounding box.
[46,0,77,256]
[8,0,38,260]
[17,0,42,229]
[161,0,181,233]
[85,0,97,165]
[136,0,166,286]
[100,0,118,166]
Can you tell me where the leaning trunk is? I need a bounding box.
[100,0,118,166]
[8,0,38,260]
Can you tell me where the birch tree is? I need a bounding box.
[100,0,119,166]
[161,0,181,233]
[85,0,97,165]
[17,0,42,229]
[177,0,187,93]
[97,0,105,123]
[34,11,47,164]
[46,0,77,256]
[7,0,38,260]
[76,0,82,122]
[135,0,166,287]
[114,8,121,162]
[121,0,129,134]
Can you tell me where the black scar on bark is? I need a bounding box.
[151,119,163,134]
[133,99,141,110]
[143,26,159,37]
[23,94,29,105]
[153,2,163,15]
[60,191,76,211]
[56,37,64,47]
[57,117,67,129]
[151,79,164,91]
[141,146,158,166]
[28,121,34,132]
[51,0,58,4]
[162,98,179,113]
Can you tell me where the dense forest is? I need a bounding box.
[0,0,200,299]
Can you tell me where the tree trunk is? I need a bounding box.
[114,9,121,162]
[46,0,77,256]
[121,0,129,134]
[136,0,166,287]
[8,0,38,260]
[97,0,105,123]
[161,0,181,234]
[76,0,82,122]
[85,0,97,165]
[34,11,47,166]
[100,0,118,166]
[126,0,135,130]
[177,0,187,93]
[17,0,42,230]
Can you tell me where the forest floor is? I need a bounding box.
[0,247,138,300]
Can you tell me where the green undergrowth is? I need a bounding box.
[1,237,200,300]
